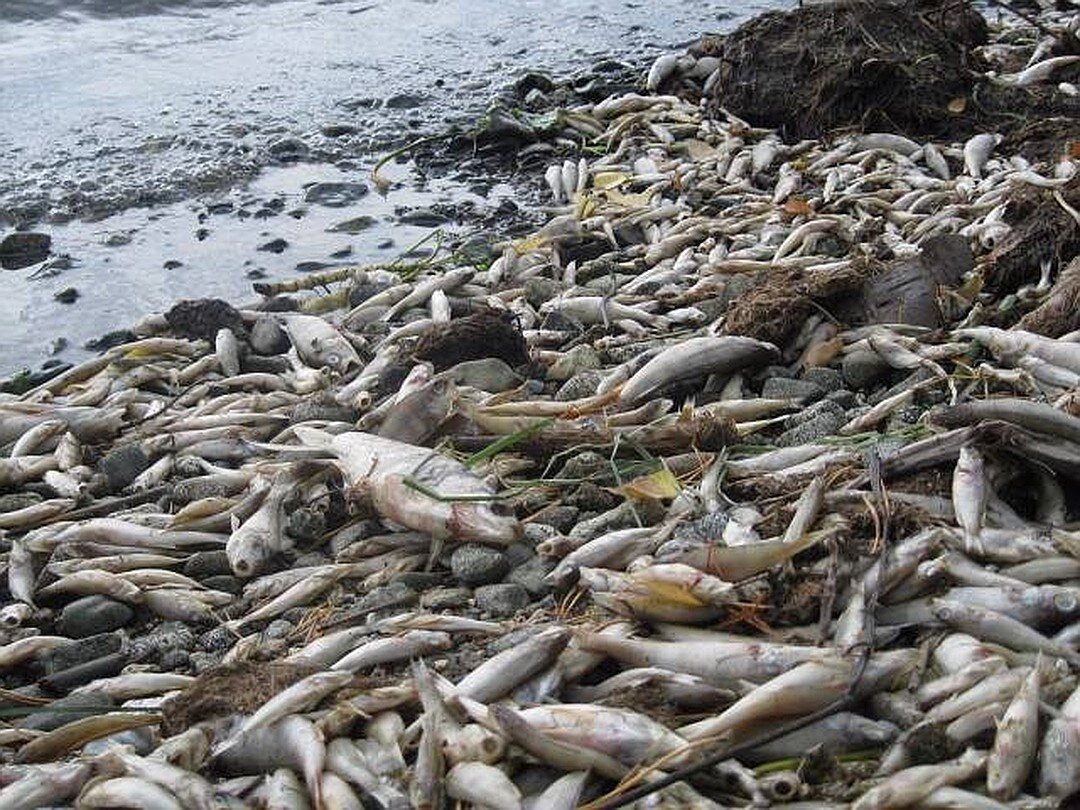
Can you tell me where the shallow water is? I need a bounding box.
[0,0,782,374]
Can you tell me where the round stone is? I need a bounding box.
[474,583,530,617]
[450,544,510,587]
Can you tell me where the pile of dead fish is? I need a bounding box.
[8,5,1080,810]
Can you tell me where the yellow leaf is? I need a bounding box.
[593,171,630,190]
[610,466,681,501]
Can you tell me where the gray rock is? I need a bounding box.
[785,398,845,429]
[420,587,473,610]
[98,444,150,492]
[396,572,446,591]
[504,542,536,569]
[183,550,232,580]
[506,556,555,598]
[558,451,607,480]
[777,412,845,446]
[303,182,368,208]
[826,389,859,409]
[802,366,844,392]
[159,649,191,671]
[286,507,326,542]
[547,345,601,381]
[842,349,891,391]
[761,377,825,403]
[523,277,562,309]
[199,627,234,653]
[42,631,123,673]
[265,620,293,640]
[527,506,579,534]
[56,596,134,639]
[555,370,605,402]
[190,652,224,674]
[521,523,558,547]
[475,583,531,617]
[451,544,510,587]
[250,316,290,355]
[20,692,115,732]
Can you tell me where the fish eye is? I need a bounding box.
[1053,591,1077,613]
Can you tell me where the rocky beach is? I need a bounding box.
[5,0,1080,807]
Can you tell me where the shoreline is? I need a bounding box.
[4,0,1080,806]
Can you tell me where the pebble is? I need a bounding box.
[842,348,892,390]
[802,366,845,392]
[776,411,845,447]
[183,550,232,580]
[555,370,605,401]
[420,587,473,610]
[42,630,124,673]
[97,444,150,493]
[265,620,293,640]
[19,693,116,732]
[475,583,531,617]
[450,544,510,587]
[250,315,291,355]
[761,377,826,403]
[506,556,555,598]
[546,345,601,381]
[56,596,134,639]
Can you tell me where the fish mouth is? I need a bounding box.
[448,503,521,545]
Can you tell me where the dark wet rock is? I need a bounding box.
[762,377,826,403]
[328,215,377,234]
[267,137,310,162]
[385,93,425,109]
[396,572,446,591]
[451,544,510,587]
[420,587,472,610]
[85,329,137,352]
[0,231,51,270]
[98,443,149,493]
[321,123,358,137]
[41,651,129,694]
[183,550,232,580]
[504,542,535,569]
[202,575,243,595]
[843,349,892,391]
[0,492,43,512]
[163,259,183,270]
[19,693,116,732]
[303,182,369,207]
[258,237,289,253]
[398,208,449,227]
[53,286,78,304]
[43,630,124,673]
[242,354,289,374]
[55,596,133,639]
[164,298,245,342]
[515,71,555,97]
[475,583,531,617]
[295,261,333,274]
[565,481,620,513]
[507,556,555,598]
[250,315,290,355]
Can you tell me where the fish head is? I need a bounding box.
[448,503,521,545]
